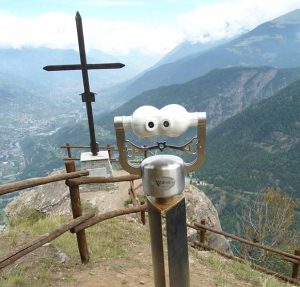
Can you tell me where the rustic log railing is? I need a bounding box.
[0,170,89,196]
[0,161,143,269]
[0,160,299,285]
[0,213,95,269]
[187,221,300,285]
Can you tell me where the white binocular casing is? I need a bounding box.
[114,104,206,177]
[118,104,206,138]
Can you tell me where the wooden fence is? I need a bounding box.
[187,221,300,285]
[0,161,299,285]
[0,161,144,267]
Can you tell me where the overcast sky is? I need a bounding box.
[0,0,299,57]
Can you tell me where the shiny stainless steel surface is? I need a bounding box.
[141,155,185,198]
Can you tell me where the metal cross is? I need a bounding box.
[43,11,125,156]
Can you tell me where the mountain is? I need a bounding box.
[197,79,300,194]
[0,47,141,111]
[95,66,300,131]
[115,9,300,102]
[24,65,299,180]
[156,38,231,66]
[0,72,45,106]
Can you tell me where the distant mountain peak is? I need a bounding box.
[271,9,300,25]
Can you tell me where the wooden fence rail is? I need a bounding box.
[188,222,300,262]
[193,241,300,286]
[188,222,300,284]
[72,204,147,233]
[0,213,95,269]
[0,158,299,285]
[67,174,141,186]
[0,170,89,196]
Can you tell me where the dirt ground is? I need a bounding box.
[81,170,142,213]
[57,244,217,287]
[60,171,218,287]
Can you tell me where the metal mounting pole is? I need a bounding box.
[142,155,190,287]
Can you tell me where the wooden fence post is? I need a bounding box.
[199,219,206,250]
[66,143,72,158]
[140,201,146,225]
[292,249,300,279]
[65,161,89,263]
[106,144,112,160]
[199,219,206,244]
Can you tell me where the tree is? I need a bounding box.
[240,187,299,273]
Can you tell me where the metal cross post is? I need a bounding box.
[43,11,125,156]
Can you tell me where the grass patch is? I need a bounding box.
[0,268,30,287]
[193,250,294,287]
[1,206,294,287]
[0,213,148,287]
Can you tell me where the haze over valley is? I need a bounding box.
[1,7,300,233]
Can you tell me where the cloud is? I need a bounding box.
[58,0,143,7]
[177,0,300,43]
[84,18,182,55]
[0,11,76,50]
[0,11,182,55]
[0,0,299,56]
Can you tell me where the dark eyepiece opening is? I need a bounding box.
[163,121,170,128]
[148,121,155,129]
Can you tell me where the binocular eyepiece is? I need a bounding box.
[115,104,206,138]
[114,104,206,175]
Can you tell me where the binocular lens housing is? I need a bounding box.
[118,104,204,138]
[148,121,155,129]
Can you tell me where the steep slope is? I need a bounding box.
[0,215,291,287]
[156,38,230,66]
[0,47,128,110]
[117,9,300,101]
[198,79,300,194]
[18,66,300,180]
[96,66,300,131]
[0,72,68,182]
[0,72,46,106]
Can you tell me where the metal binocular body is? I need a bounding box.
[114,104,206,192]
[114,104,206,287]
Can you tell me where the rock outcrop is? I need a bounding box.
[5,170,231,253]
[184,184,232,254]
[5,170,72,223]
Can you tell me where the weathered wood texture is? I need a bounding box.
[292,250,300,279]
[0,213,95,269]
[189,222,300,262]
[67,174,141,186]
[193,241,300,286]
[65,161,90,263]
[0,170,89,196]
[72,204,148,233]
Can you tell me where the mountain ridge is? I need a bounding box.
[198,78,300,194]
[114,9,300,103]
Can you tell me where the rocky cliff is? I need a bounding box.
[5,170,231,253]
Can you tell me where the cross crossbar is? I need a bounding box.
[43,63,124,71]
[43,11,125,156]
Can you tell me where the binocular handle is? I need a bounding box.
[114,111,206,175]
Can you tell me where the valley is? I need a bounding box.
[1,9,300,238]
